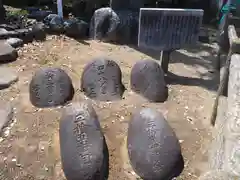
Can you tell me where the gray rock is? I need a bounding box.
[0,43,18,63]
[44,14,64,33]
[90,7,120,41]
[14,29,34,43]
[0,67,18,89]
[130,60,168,102]
[64,18,88,38]
[0,28,11,39]
[127,108,183,179]
[0,101,13,132]
[0,29,19,40]
[6,38,23,48]
[59,102,109,180]
[81,58,125,101]
[0,24,17,31]
[29,67,74,108]
[32,22,46,41]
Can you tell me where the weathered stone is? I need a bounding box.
[6,38,23,48]
[29,67,74,108]
[130,60,168,102]
[198,170,237,180]
[0,101,13,132]
[89,7,120,41]
[59,102,109,180]
[0,43,18,63]
[44,14,64,33]
[81,58,125,101]
[0,67,18,89]
[0,24,17,31]
[127,108,183,179]
[0,28,15,39]
[32,22,46,41]
[64,18,88,38]
[14,29,34,43]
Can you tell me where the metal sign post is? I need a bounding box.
[57,0,63,18]
[138,8,204,73]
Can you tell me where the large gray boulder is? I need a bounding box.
[44,14,64,33]
[6,38,23,48]
[0,67,18,89]
[130,60,168,102]
[127,108,183,179]
[0,42,18,63]
[31,22,46,41]
[81,58,125,101]
[0,28,18,39]
[89,7,120,41]
[29,67,74,108]
[64,18,88,38]
[59,102,109,180]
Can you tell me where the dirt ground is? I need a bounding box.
[0,35,219,180]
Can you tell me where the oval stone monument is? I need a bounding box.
[81,58,125,101]
[59,102,109,180]
[130,60,168,102]
[29,67,74,108]
[127,108,184,179]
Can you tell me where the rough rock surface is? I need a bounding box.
[31,22,46,41]
[14,28,34,43]
[0,42,18,62]
[127,108,183,179]
[0,101,13,132]
[64,18,88,38]
[130,60,168,102]
[0,28,14,39]
[44,14,64,33]
[89,7,120,41]
[6,38,23,48]
[81,58,125,101]
[29,67,74,108]
[0,67,18,89]
[59,102,109,180]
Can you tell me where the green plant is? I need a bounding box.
[6,9,29,17]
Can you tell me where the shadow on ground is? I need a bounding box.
[130,42,220,92]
